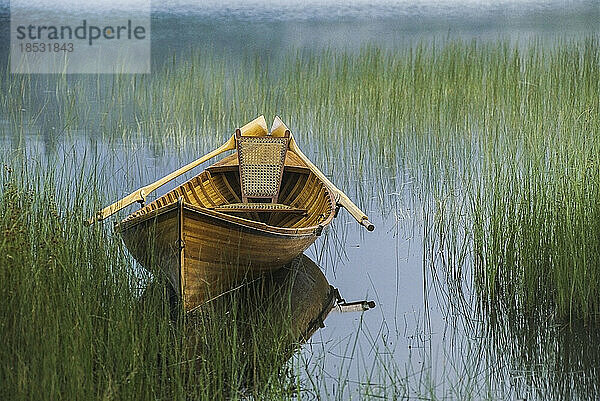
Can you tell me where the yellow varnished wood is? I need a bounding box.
[239,115,268,137]
[270,115,288,137]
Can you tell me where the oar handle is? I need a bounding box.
[361,219,375,232]
[336,194,375,231]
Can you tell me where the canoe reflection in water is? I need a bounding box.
[187,254,337,345]
[142,253,374,391]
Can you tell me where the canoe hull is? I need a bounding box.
[181,203,318,309]
[119,201,319,311]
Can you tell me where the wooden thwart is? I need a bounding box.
[211,203,307,214]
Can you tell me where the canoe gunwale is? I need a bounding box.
[115,201,180,233]
[116,198,335,238]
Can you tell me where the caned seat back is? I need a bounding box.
[236,129,290,204]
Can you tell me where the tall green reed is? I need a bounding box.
[0,155,313,400]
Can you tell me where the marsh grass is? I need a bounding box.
[468,39,600,322]
[0,159,316,400]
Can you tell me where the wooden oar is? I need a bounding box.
[87,115,268,226]
[86,134,236,226]
[272,116,375,231]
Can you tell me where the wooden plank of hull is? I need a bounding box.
[181,205,317,311]
[118,202,318,311]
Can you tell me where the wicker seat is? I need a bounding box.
[209,129,303,215]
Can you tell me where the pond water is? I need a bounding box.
[1,0,599,67]
[2,1,600,399]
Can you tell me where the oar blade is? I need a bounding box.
[271,115,289,137]
[239,115,268,137]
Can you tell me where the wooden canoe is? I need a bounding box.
[89,116,372,312]
[115,149,337,311]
